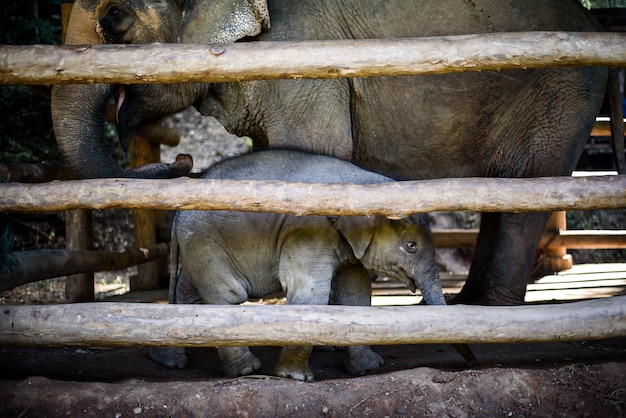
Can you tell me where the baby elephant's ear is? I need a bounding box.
[333,216,376,259]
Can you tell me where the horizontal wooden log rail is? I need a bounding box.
[0,243,169,292]
[434,229,626,249]
[1,296,624,347]
[0,32,624,85]
[1,175,624,216]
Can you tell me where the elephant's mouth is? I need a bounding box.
[111,84,138,151]
[114,85,126,125]
[399,275,418,294]
[377,267,417,293]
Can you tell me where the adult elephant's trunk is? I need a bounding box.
[51,83,192,179]
[417,266,477,366]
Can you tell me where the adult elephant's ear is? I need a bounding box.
[333,216,376,260]
[181,0,270,43]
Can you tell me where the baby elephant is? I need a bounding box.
[151,149,446,381]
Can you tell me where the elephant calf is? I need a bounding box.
[151,149,447,381]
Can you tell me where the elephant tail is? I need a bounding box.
[607,68,626,175]
[168,216,180,304]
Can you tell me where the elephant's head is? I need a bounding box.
[336,214,477,365]
[334,214,445,306]
[51,0,269,178]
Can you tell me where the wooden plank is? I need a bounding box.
[1,32,625,85]
[536,271,626,284]
[525,287,626,302]
[436,229,626,249]
[1,176,625,215]
[1,297,624,346]
[432,229,477,247]
[529,278,626,291]
[549,230,626,249]
[592,120,626,137]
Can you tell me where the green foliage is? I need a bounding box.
[0,0,63,45]
[0,215,18,273]
[0,85,62,163]
[0,1,64,164]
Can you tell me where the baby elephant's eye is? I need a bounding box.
[405,241,417,253]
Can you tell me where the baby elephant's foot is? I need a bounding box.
[148,347,188,369]
[218,347,262,377]
[275,346,314,381]
[344,346,384,375]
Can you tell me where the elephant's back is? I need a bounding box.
[201,150,393,184]
[265,0,600,42]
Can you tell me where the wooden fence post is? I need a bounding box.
[64,210,94,302]
[535,211,573,278]
[61,3,96,302]
[129,135,165,290]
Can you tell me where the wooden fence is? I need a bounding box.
[1,31,626,346]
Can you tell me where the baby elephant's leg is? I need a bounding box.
[149,347,188,369]
[275,346,314,381]
[344,346,384,376]
[218,347,262,377]
[275,248,336,381]
[195,277,262,377]
[332,263,384,375]
[148,271,201,369]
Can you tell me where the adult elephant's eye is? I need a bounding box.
[100,6,133,43]
[108,7,122,19]
[404,241,417,253]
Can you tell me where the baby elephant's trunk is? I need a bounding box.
[417,268,477,366]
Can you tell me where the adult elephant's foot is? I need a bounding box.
[454,274,527,306]
[218,346,262,377]
[148,347,188,369]
[275,346,314,381]
[476,278,527,306]
[344,345,384,375]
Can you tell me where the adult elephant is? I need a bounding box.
[51,0,609,305]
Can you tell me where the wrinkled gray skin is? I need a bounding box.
[51,0,608,305]
[151,149,445,381]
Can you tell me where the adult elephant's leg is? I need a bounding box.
[460,212,552,305]
[453,212,501,304]
[480,211,552,305]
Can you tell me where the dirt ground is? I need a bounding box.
[1,337,625,417]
